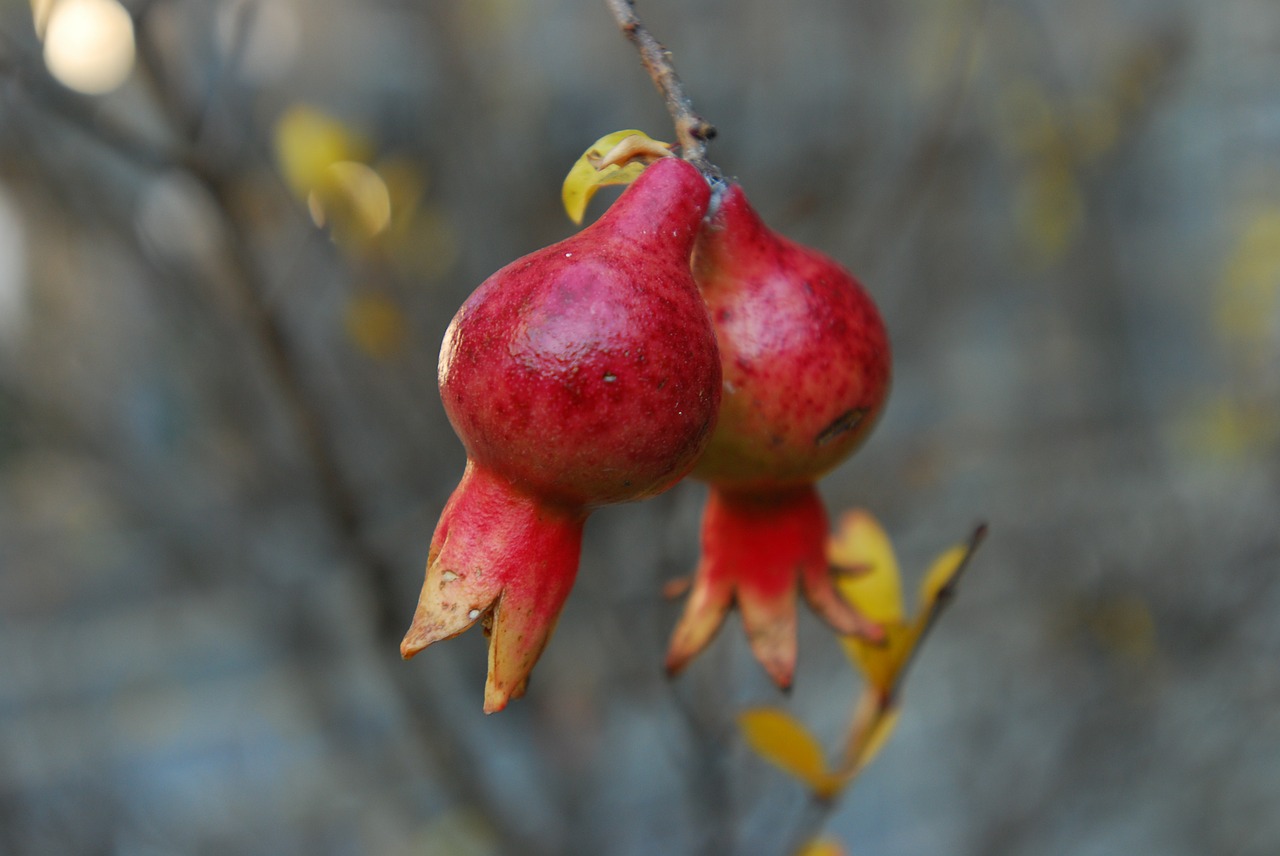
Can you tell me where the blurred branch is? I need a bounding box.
[125,5,404,640]
[122,9,558,849]
[0,29,186,171]
[38,6,556,852]
[605,0,717,174]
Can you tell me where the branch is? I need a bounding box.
[605,0,717,174]
[128,3,399,637]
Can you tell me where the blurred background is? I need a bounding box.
[1,0,1278,853]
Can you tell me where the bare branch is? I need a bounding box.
[605,0,717,174]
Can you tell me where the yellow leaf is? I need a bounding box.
[274,105,370,201]
[794,838,847,856]
[561,130,672,224]
[739,707,841,797]
[829,509,904,624]
[345,293,407,360]
[917,543,969,610]
[320,160,393,242]
[840,621,912,697]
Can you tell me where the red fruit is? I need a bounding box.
[402,158,720,712]
[666,183,891,688]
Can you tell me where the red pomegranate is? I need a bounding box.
[667,183,891,688]
[402,158,721,712]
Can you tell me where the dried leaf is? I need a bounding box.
[561,130,672,225]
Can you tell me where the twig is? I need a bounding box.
[605,0,717,174]
[885,521,988,706]
[126,7,406,642]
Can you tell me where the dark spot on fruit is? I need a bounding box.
[816,408,867,446]
[603,372,617,382]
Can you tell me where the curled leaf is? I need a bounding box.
[561,130,673,224]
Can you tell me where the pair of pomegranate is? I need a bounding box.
[400,157,890,712]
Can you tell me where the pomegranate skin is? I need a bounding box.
[692,185,890,487]
[667,184,889,688]
[440,157,720,505]
[404,158,720,712]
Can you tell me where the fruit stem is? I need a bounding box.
[605,0,719,177]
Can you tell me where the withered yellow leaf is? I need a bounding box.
[561,130,672,225]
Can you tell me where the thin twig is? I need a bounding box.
[124,10,560,854]
[127,7,405,642]
[604,0,717,174]
[886,521,987,707]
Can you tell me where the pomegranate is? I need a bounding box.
[666,183,891,688]
[402,158,720,713]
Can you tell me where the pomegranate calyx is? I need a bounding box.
[401,463,587,714]
[666,484,881,689]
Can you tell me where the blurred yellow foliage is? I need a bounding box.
[344,293,408,360]
[410,807,498,856]
[272,106,457,274]
[1216,208,1280,362]
[997,34,1173,266]
[274,105,371,202]
[740,511,984,800]
[794,838,848,856]
[1178,395,1279,465]
[1084,594,1157,663]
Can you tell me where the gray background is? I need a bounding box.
[1,0,1277,853]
